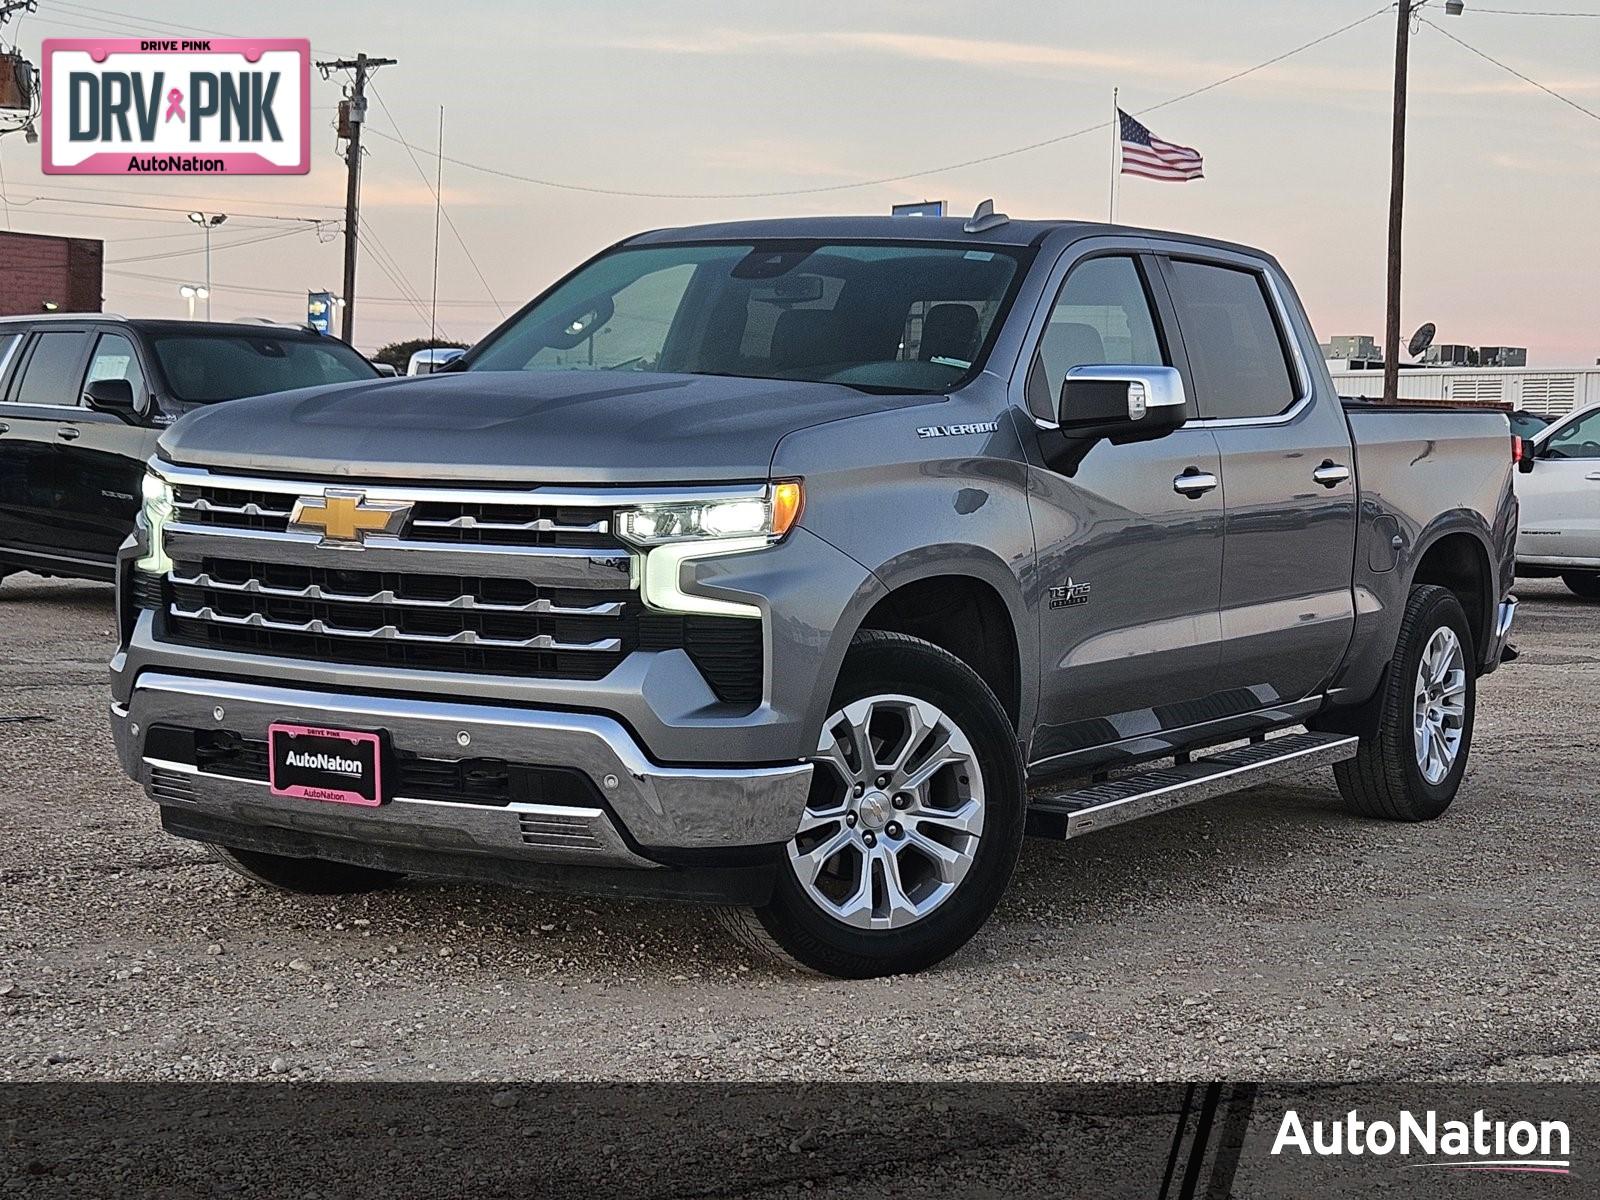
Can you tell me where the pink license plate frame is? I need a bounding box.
[267,723,386,807]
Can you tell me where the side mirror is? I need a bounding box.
[1058,365,1187,441]
[372,362,400,377]
[84,377,140,421]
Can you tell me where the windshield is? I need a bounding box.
[466,241,1025,393]
[148,332,377,403]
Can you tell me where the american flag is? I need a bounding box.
[1118,109,1204,183]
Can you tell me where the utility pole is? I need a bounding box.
[316,52,396,344]
[1382,0,1412,405]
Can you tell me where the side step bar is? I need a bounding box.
[1027,730,1359,840]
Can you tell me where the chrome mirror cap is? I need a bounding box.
[1063,364,1187,421]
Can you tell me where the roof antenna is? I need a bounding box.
[962,198,1009,234]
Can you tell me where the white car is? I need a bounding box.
[1516,401,1600,599]
[406,346,466,375]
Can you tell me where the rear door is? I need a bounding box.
[1156,251,1358,707]
[54,330,159,562]
[1016,244,1227,770]
[0,327,94,561]
[1520,407,1600,562]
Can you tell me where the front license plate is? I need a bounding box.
[268,723,387,806]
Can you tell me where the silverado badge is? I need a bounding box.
[289,489,413,546]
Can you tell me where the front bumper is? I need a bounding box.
[112,672,813,892]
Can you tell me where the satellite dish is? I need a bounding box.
[1407,322,1437,359]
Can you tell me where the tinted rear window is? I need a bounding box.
[1166,260,1299,420]
[14,331,89,406]
[148,333,376,403]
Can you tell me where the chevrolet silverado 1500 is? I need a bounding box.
[109,212,1518,977]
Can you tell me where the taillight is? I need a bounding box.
[1512,435,1524,464]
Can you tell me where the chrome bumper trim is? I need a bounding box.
[112,672,813,854]
[140,757,654,869]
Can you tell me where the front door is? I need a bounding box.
[54,331,157,562]
[1018,250,1227,771]
[1156,252,1357,707]
[1520,406,1600,563]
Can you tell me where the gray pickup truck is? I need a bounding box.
[109,212,1518,977]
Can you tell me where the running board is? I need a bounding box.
[1027,730,1359,840]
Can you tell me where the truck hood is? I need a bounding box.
[157,371,923,484]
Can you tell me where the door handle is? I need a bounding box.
[0,421,8,435]
[57,426,81,442]
[1313,460,1351,488]
[1585,472,1600,481]
[1173,468,1219,498]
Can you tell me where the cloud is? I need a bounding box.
[358,180,492,208]
[596,25,1600,106]
[604,28,1233,83]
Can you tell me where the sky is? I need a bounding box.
[1,0,1597,362]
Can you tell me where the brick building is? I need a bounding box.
[0,231,104,315]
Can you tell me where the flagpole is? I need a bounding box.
[1109,87,1119,223]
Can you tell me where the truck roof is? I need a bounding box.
[626,215,1273,260]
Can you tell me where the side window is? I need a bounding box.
[1028,256,1165,421]
[13,332,90,407]
[1544,410,1600,460]
[85,333,148,406]
[1166,260,1298,420]
[0,332,19,383]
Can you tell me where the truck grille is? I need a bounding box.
[172,483,628,549]
[152,469,764,705]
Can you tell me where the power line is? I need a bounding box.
[1461,7,1600,15]
[362,6,1391,200]
[0,192,333,222]
[1420,15,1600,123]
[104,266,504,306]
[368,82,505,316]
[107,223,328,265]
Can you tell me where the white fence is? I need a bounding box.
[1328,367,1600,417]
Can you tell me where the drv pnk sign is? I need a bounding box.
[41,39,310,175]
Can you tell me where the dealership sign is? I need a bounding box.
[40,38,309,175]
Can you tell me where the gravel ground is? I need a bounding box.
[2,574,1597,1083]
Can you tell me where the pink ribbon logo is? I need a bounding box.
[164,88,185,123]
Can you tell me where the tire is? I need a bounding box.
[1333,584,1476,822]
[1561,572,1600,600]
[208,844,405,895]
[717,629,1025,978]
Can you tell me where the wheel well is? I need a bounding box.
[1412,532,1490,655]
[857,576,1021,727]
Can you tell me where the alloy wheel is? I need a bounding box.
[787,694,985,930]
[1413,626,1467,785]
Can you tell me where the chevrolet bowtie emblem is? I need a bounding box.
[289,489,413,546]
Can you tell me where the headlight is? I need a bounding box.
[617,481,803,547]
[134,470,175,576]
[619,481,802,618]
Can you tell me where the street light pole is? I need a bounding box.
[1383,0,1413,404]
[187,212,227,320]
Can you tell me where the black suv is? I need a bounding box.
[0,315,378,584]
